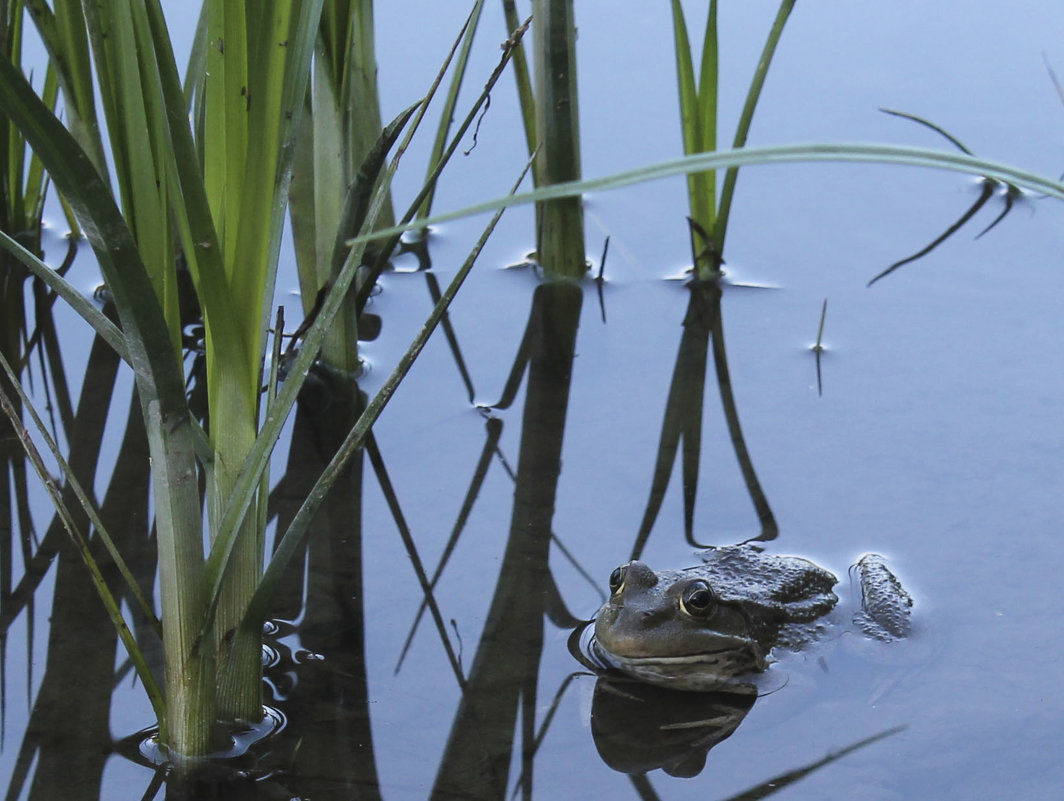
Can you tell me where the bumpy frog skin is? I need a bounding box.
[591,545,910,691]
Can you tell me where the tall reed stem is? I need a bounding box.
[532,0,585,278]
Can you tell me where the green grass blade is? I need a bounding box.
[263,0,331,337]
[695,0,717,244]
[348,142,1064,245]
[502,0,536,156]
[195,0,324,429]
[0,51,212,755]
[291,33,382,350]
[0,368,167,733]
[22,65,59,226]
[116,0,181,343]
[241,153,536,633]
[287,86,324,305]
[669,0,700,156]
[669,0,713,239]
[697,0,718,156]
[0,230,129,361]
[713,0,795,251]
[0,352,161,636]
[416,0,484,220]
[27,0,109,173]
[198,101,420,639]
[182,2,208,106]
[140,0,241,354]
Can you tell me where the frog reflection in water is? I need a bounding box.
[591,545,912,692]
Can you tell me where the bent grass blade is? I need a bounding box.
[239,155,537,653]
[347,142,1064,250]
[0,230,129,362]
[0,351,161,635]
[0,357,166,733]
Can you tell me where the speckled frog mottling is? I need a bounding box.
[591,545,912,691]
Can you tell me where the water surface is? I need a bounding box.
[3,1,1064,799]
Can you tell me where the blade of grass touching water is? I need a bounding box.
[0,352,161,635]
[348,142,1064,248]
[353,13,532,312]
[0,44,214,758]
[815,298,828,349]
[532,0,586,277]
[198,101,422,638]
[877,107,1019,241]
[0,231,129,362]
[813,298,827,396]
[0,371,167,735]
[241,154,536,644]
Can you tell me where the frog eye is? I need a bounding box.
[608,565,627,594]
[680,580,716,616]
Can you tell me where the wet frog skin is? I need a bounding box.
[591,545,911,691]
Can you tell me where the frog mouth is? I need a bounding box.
[589,636,768,683]
[591,627,760,661]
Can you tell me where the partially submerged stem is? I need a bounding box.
[242,155,535,635]
[532,0,585,278]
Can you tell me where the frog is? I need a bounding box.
[590,544,912,692]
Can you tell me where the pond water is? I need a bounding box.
[3,1,1064,799]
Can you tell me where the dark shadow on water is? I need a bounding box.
[3,301,159,801]
[631,274,777,560]
[265,369,382,801]
[591,676,756,779]
[431,280,582,801]
[393,413,504,673]
[583,666,905,792]
[0,232,916,800]
[716,725,907,800]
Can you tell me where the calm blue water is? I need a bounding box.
[2,1,1063,799]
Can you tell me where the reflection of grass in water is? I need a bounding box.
[0,9,71,708]
[2,0,1064,784]
[812,298,827,397]
[0,1,531,762]
[626,2,797,556]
